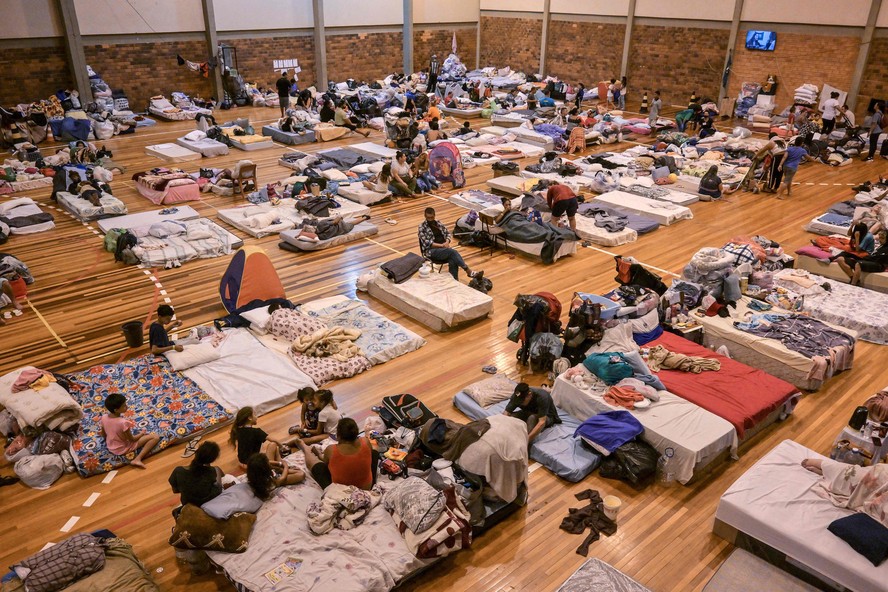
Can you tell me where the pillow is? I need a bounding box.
[321,168,348,182]
[185,221,214,240]
[827,513,888,566]
[383,477,445,534]
[240,307,272,335]
[796,245,832,260]
[148,220,186,238]
[350,164,372,174]
[268,309,326,341]
[585,322,637,355]
[169,504,256,552]
[463,375,516,407]
[368,161,384,174]
[201,483,263,519]
[184,130,207,142]
[164,342,221,371]
[627,309,659,334]
[15,533,105,592]
[166,178,194,188]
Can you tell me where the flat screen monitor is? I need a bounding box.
[746,30,776,51]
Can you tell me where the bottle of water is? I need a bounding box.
[657,447,676,486]
[627,161,637,178]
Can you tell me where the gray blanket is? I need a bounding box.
[497,210,576,264]
[381,252,424,283]
[579,207,628,232]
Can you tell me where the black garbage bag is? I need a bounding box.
[598,440,659,489]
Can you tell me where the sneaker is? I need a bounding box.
[864,157,874,162]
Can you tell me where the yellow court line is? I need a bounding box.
[363,236,404,255]
[26,300,69,349]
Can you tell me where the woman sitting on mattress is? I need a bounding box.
[361,163,393,195]
[835,229,888,286]
[698,165,737,201]
[292,417,379,490]
[291,213,371,243]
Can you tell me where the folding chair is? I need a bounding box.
[233,162,257,195]
[478,212,508,256]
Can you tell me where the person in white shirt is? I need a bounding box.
[821,91,841,135]
[839,104,856,129]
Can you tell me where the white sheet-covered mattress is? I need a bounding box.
[97,206,200,234]
[145,143,202,162]
[592,190,693,225]
[348,142,398,159]
[338,183,391,205]
[56,191,128,221]
[176,136,230,157]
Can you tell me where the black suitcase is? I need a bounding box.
[379,394,437,429]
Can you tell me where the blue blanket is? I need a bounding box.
[574,410,643,455]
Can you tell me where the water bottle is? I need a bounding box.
[657,447,676,486]
[627,161,637,178]
[848,448,866,466]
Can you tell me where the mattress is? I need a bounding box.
[175,136,230,157]
[698,296,857,391]
[556,558,652,592]
[217,202,301,238]
[148,106,197,121]
[97,205,200,233]
[453,391,601,482]
[551,369,737,485]
[279,222,378,251]
[448,189,506,211]
[795,253,888,294]
[714,439,888,592]
[573,212,638,246]
[646,331,801,439]
[367,269,493,331]
[261,124,316,145]
[145,143,202,163]
[441,105,483,117]
[338,183,391,205]
[0,199,55,234]
[56,191,127,221]
[581,203,660,234]
[487,174,540,196]
[348,141,398,159]
[513,128,556,151]
[184,328,316,415]
[301,296,426,365]
[619,178,700,206]
[133,219,242,267]
[208,467,431,592]
[592,190,693,226]
[519,170,599,194]
[135,179,201,205]
[805,212,852,236]
[314,125,352,142]
[228,134,274,151]
[479,125,509,136]
[775,269,888,344]
[504,141,545,158]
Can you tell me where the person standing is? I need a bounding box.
[428,54,440,89]
[648,90,662,128]
[821,91,840,135]
[276,70,291,118]
[864,101,885,161]
[779,137,812,198]
[574,83,586,109]
[545,182,579,233]
[618,76,627,110]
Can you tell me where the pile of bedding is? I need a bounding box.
[1,159,54,192]
[132,168,201,205]
[65,356,231,476]
[127,218,237,267]
[56,191,127,221]
[0,366,83,432]
[0,197,55,234]
[148,95,211,120]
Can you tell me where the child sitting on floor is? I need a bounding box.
[300,390,342,444]
[229,406,298,469]
[245,452,304,500]
[100,393,160,469]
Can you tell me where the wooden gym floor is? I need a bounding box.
[0,101,886,591]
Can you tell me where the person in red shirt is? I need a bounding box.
[546,182,579,232]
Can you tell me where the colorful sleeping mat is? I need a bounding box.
[65,355,232,477]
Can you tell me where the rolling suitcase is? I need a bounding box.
[378,394,437,429]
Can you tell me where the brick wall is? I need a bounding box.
[226,36,316,91]
[85,41,215,111]
[0,44,72,106]
[727,30,859,114]
[325,32,404,83]
[629,24,729,107]
[546,21,624,85]
[480,15,542,74]
[414,27,477,73]
[858,36,888,120]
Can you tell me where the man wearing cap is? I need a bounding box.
[504,383,560,443]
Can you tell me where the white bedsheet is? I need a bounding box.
[176,136,230,157]
[348,142,398,159]
[368,269,493,327]
[573,213,638,246]
[184,328,315,415]
[57,191,127,221]
[97,206,200,234]
[0,198,55,234]
[715,439,888,592]
[592,190,693,226]
[551,369,737,484]
[338,183,390,205]
[217,197,370,238]
[145,143,202,162]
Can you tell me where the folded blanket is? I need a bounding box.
[646,345,720,373]
[0,367,83,431]
[306,483,382,535]
[291,326,363,361]
[574,410,643,455]
[381,252,424,284]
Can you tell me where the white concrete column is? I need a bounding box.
[57,0,92,102]
[539,0,551,77]
[620,0,636,79]
[403,0,414,75]
[718,0,744,103]
[848,0,883,110]
[200,0,225,101]
[313,0,328,88]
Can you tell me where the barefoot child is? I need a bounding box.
[299,390,341,445]
[246,452,304,499]
[150,304,184,354]
[100,393,160,469]
[229,406,300,469]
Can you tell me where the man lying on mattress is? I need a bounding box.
[64,170,112,206]
[290,214,371,243]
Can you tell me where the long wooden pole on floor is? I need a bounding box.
[200,0,225,102]
[848,0,883,111]
[56,0,93,103]
[312,0,328,89]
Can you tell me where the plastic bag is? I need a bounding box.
[732,126,751,139]
[599,440,659,488]
[14,453,65,489]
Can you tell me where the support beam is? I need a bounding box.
[848,0,883,110]
[313,0,328,88]
[476,20,481,70]
[57,0,92,103]
[403,0,414,75]
[539,0,551,77]
[200,0,224,102]
[620,0,636,79]
[718,0,744,103]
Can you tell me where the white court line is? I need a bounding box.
[164,297,172,303]
[528,462,542,474]
[60,516,80,532]
[83,492,100,507]
[101,470,118,484]
[40,542,56,551]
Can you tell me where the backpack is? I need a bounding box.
[104,228,125,252]
[114,231,137,262]
[468,272,493,294]
[379,394,437,429]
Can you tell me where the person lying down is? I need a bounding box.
[802,458,888,527]
[291,214,371,242]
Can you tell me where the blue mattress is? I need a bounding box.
[262,124,316,145]
[579,203,660,234]
[453,391,601,482]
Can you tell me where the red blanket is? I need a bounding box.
[648,332,799,438]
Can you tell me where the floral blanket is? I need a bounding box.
[816,461,888,528]
[66,356,232,477]
[307,483,383,535]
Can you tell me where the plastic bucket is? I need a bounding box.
[603,495,622,521]
[121,320,144,348]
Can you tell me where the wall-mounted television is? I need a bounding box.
[746,30,776,51]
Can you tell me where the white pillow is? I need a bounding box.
[240,307,272,335]
[185,221,214,240]
[627,309,660,334]
[351,164,372,174]
[463,375,517,407]
[184,130,207,142]
[163,342,220,370]
[465,134,494,147]
[321,169,348,181]
[368,161,384,174]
